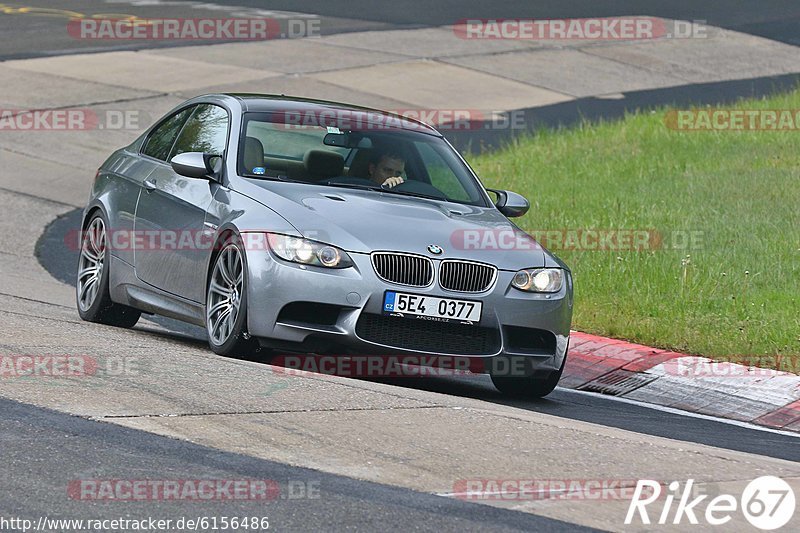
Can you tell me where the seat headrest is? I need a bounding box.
[303,150,344,181]
[347,148,373,179]
[244,136,265,172]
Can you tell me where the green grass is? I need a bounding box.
[469,90,800,360]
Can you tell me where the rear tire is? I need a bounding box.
[489,352,567,398]
[76,212,141,328]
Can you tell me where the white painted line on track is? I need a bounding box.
[557,387,800,438]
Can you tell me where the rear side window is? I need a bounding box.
[142,107,194,161]
[170,104,229,158]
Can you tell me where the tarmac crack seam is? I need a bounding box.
[312,38,432,60]
[428,57,574,100]
[2,62,168,100]
[90,404,447,420]
[0,182,82,208]
[574,47,697,83]
[0,91,171,117]
[0,147,91,176]
[0,307,84,326]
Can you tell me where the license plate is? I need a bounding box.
[382,291,482,323]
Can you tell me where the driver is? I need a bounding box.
[368,147,406,188]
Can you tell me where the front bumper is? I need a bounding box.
[245,248,573,372]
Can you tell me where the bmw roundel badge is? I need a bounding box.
[427,244,443,255]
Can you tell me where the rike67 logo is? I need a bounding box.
[626,477,795,530]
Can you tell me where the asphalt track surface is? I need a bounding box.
[2,0,799,60]
[5,1,800,529]
[0,397,594,532]
[38,209,800,465]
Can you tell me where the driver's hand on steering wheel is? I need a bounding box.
[381,176,405,189]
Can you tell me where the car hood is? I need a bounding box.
[239,180,549,270]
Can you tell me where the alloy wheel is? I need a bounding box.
[207,243,244,345]
[77,217,106,312]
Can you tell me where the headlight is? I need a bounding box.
[267,233,353,268]
[511,268,564,293]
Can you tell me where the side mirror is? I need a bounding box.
[487,188,530,217]
[171,152,222,180]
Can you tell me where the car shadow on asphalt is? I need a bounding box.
[361,373,558,411]
[133,323,208,347]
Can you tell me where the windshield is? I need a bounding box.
[237,111,489,207]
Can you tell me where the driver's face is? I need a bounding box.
[369,156,405,183]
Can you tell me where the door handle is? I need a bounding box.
[143,178,157,192]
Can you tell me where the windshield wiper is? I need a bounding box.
[322,182,382,192]
[323,182,447,202]
[243,174,299,182]
[379,188,447,201]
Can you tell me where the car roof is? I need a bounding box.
[215,93,441,135]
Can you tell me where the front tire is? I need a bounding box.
[206,237,260,357]
[76,212,141,328]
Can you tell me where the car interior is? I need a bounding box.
[243,134,398,183]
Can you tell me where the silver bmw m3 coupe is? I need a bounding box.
[77,94,573,397]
